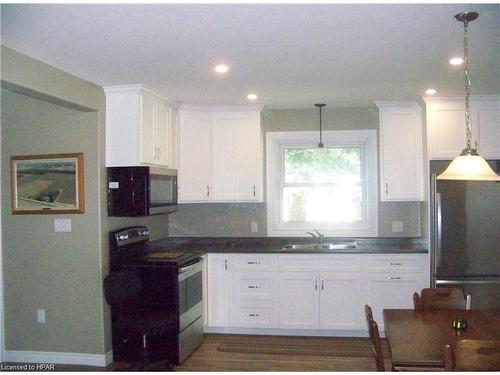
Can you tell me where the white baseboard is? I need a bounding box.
[4,350,113,367]
[204,326,370,338]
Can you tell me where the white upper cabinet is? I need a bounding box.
[178,105,264,203]
[376,101,424,201]
[105,84,176,168]
[178,108,213,201]
[424,96,500,160]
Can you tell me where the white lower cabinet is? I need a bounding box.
[206,254,231,327]
[319,273,363,330]
[278,272,319,329]
[230,270,277,328]
[205,252,429,335]
[365,272,426,331]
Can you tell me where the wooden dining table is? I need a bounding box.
[383,309,500,368]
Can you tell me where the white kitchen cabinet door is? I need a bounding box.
[278,272,319,329]
[472,99,500,158]
[169,108,179,169]
[105,85,176,168]
[425,96,500,160]
[206,254,231,327]
[211,110,262,201]
[140,92,157,165]
[425,100,467,160]
[155,99,171,166]
[178,109,213,202]
[365,273,425,330]
[377,102,424,201]
[319,273,363,330]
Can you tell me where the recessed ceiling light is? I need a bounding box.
[247,94,258,100]
[449,57,464,65]
[425,88,437,95]
[214,64,229,73]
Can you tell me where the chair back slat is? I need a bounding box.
[414,288,467,310]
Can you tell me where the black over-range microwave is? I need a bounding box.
[107,166,177,216]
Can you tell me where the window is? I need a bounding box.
[266,130,378,237]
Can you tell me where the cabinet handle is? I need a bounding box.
[224,259,228,271]
[388,276,402,280]
[248,313,260,317]
[385,182,389,196]
[253,184,256,197]
[390,262,402,266]
[248,285,261,289]
[314,279,318,291]
[321,280,324,290]
[247,261,260,265]
[207,185,210,197]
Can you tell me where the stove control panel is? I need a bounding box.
[110,226,150,248]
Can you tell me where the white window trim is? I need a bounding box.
[266,130,378,237]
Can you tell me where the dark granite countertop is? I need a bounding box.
[151,237,428,254]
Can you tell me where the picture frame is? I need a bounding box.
[10,153,85,214]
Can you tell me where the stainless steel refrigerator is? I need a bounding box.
[430,160,500,309]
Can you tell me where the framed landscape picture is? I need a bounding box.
[11,153,85,214]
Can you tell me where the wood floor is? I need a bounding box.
[1,334,387,372]
[175,334,386,372]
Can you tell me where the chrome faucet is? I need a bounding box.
[307,229,324,246]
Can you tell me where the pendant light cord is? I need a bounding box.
[463,18,473,150]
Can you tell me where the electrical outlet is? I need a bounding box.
[392,221,404,233]
[251,221,258,233]
[37,309,45,324]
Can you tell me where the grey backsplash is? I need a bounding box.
[169,201,420,238]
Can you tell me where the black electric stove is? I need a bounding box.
[109,226,201,268]
[108,226,204,365]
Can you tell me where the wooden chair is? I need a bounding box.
[365,305,445,372]
[365,304,385,371]
[444,340,500,371]
[413,288,469,310]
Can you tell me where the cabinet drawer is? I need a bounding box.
[230,305,276,328]
[365,254,427,273]
[278,254,362,272]
[232,271,276,301]
[232,254,278,271]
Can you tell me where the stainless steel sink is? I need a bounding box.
[282,241,357,251]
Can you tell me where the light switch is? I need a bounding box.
[251,221,258,233]
[392,221,404,233]
[54,218,72,232]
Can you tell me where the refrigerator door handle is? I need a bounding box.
[436,279,500,285]
[435,192,442,269]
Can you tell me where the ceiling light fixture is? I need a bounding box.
[247,94,258,100]
[214,64,229,74]
[437,12,499,181]
[314,103,326,148]
[425,88,437,95]
[449,57,464,65]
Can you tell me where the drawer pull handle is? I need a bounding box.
[249,313,260,317]
[388,276,402,280]
[247,261,260,265]
[248,285,261,289]
[390,262,403,266]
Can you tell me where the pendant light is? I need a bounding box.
[437,12,499,181]
[315,103,326,148]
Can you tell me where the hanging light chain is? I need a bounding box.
[463,17,473,150]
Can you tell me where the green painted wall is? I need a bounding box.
[1,46,111,356]
[170,107,421,237]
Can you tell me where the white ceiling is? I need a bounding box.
[1,3,499,108]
